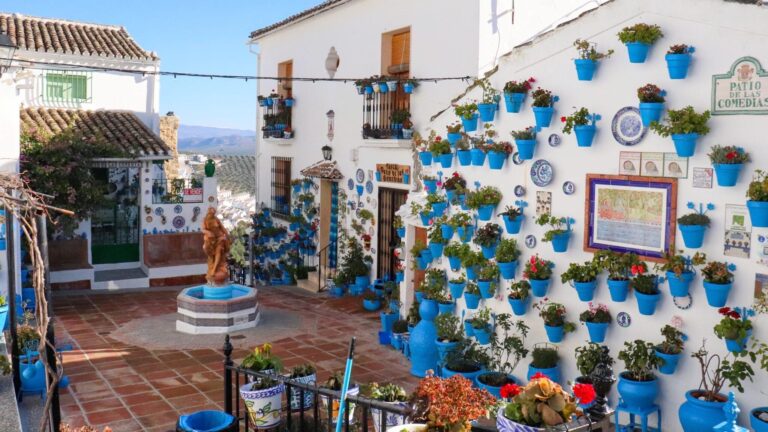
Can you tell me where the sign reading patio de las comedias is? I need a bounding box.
[712,56,768,115]
[376,163,410,183]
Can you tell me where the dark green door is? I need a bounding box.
[91,167,140,264]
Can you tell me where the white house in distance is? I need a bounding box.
[0,13,216,292]
[250,0,768,428]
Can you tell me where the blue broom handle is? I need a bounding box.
[335,337,356,432]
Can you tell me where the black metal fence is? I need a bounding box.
[152,177,204,204]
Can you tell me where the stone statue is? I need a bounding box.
[202,207,231,286]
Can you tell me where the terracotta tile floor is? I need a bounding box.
[51,287,417,432]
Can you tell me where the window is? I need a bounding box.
[44,71,91,102]
[362,29,411,139]
[262,61,294,139]
[271,157,292,217]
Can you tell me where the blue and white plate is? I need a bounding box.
[548,134,561,147]
[617,312,632,328]
[530,159,554,187]
[356,168,365,183]
[525,235,537,249]
[347,178,355,190]
[514,185,526,197]
[562,181,576,195]
[365,180,374,194]
[174,204,183,214]
[612,106,647,146]
[512,153,524,165]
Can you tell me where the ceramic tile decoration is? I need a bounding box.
[640,152,663,176]
[530,159,554,187]
[174,204,183,214]
[611,106,647,146]
[536,191,552,216]
[692,167,714,188]
[525,234,537,249]
[663,153,689,179]
[173,215,185,229]
[512,152,524,165]
[755,273,768,298]
[619,151,641,175]
[365,180,374,194]
[756,237,768,268]
[725,204,752,258]
[154,207,164,216]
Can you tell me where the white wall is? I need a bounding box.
[420,0,768,427]
[0,69,21,302]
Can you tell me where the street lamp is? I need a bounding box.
[0,33,17,78]
[321,145,333,161]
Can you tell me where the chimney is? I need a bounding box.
[159,111,180,179]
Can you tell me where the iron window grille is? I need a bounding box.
[42,70,92,103]
[271,156,292,218]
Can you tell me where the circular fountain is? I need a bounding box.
[176,208,260,335]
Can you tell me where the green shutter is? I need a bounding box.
[44,72,89,102]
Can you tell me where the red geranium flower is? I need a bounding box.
[573,383,596,405]
[560,116,567,123]
[728,311,741,319]
[528,77,536,83]
[530,372,549,381]
[718,307,731,315]
[500,383,521,399]
[726,151,738,160]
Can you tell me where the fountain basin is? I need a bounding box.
[176,284,260,335]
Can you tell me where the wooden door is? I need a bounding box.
[377,187,408,280]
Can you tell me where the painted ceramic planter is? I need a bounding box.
[498,260,518,280]
[678,391,727,432]
[574,59,598,81]
[470,148,487,166]
[363,298,381,311]
[441,365,484,382]
[639,102,664,127]
[625,42,651,63]
[240,382,285,429]
[438,301,455,316]
[320,385,360,425]
[713,163,743,187]
[462,114,479,132]
[574,124,596,147]
[403,83,414,94]
[464,292,481,309]
[617,372,658,410]
[502,214,524,234]
[457,225,475,243]
[724,329,752,353]
[478,280,496,299]
[503,92,526,113]
[573,280,597,302]
[446,132,462,147]
[423,179,437,193]
[550,231,571,253]
[679,224,706,249]
[372,402,408,432]
[480,243,497,259]
[449,281,465,299]
[473,325,492,344]
[751,408,768,432]
[428,241,444,259]
[418,151,432,166]
[457,150,472,166]
[477,103,496,122]
[448,256,462,272]
[438,152,453,169]
[466,265,478,281]
[435,339,459,363]
[409,300,438,377]
[544,324,564,343]
[703,281,732,307]
[289,373,316,410]
[532,106,555,128]
[477,204,496,221]
[508,296,529,316]
[607,279,630,302]
[488,151,507,170]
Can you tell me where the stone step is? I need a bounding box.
[295,271,320,293]
[93,268,149,290]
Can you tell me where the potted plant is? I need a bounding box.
[498,202,525,234]
[524,255,554,297]
[443,339,490,381]
[575,342,614,381]
[477,261,500,299]
[666,44,695,79]
[477,315,529,398]
[561,261,601,302]
[411,374,495,432]
[363,290,382,311]
[445,242,469,272]
[475,78,499,122]
[530,87,558,128]
[427,224,446,259]
[655,324,686,375]
[446,122,463,146]
[593,250,641,302]
[637,83,666,127]
[364,382,409,432]
[320,371,360,425]
[464,282,481,310]
[435,313,463,362]
[701,260,734,307]
[504,130,536,166]
[0,295,8,331]
[473,223,502,259]
[467,186,502,221]
[422,175,438,195]
[455,135,472,166]
[288,364,316,410]
[617,23,663,63]
[470,307,493,344]
[536,213,573,253]
[709,145,750,187]
[411,241,430,271]
[498,374,589,430]
[455,102,479,132]
[677,202,713,249]
[502,77,535,113]
[496,238,521,280]
[655,251,706,297]
[391,319,408,351]
[448,275,467,300]
[412,132,432,166]
[579,302,611,343]
[428,135,453,169]
[527,343,561,383]
[561,107,600,147]
[391,110,412,139]
[241,343,283,377]
[291,179,303,194]
[714,306,753,353]
[239,376,285,428]
[462,251,484,281]
[394,215,405,239]
[617,339,663,410]
[649,106,711,157]
[747,169,768,227]
[486,141,514,170]
[534,299,575,343]
[631,262,661,315]
[507,280,530,316]
[678,343,755,432]
[442,172,466,203]
[403,78,419,94]
[451,212,475,243]
[573,39,613,81]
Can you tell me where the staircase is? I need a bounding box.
[296,271,321,293]
[93,267,149,290]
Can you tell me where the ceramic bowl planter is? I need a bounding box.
[504,92,525,113]
[435,339,459,364]
[418,151,432,166]
[625,42,651,63]
[635,291,661,316]
[527,364,560,383]
[240,382,285,429]
[655,350,682,375]
[462,114,479,133]
[498,261,518,280]
[678,391,728,432]
[550,231,571,253]
[508,296,529,316]
[544,324,565,343]
[464,291,481,309]
[585,321,609,343]
[320,386,360,426]
[751,408,768,432]
[442,364,484,382]
[617,372,659,410]
[477,103,496,122]
[747,200,768,227]
[364,298,382,311]
[713,163,743,187]
[679,224,706,249]
[470,148,486,166]
[477,374,517,399]
[607,279,630,302]
[457,149,472,166]
[666,271,694,297]
[574,59,598,81]
[671,133,700,157]
[502,214,524,234]
[529,279,550,297]
[639,102,664,127]
[666,47,694,80]
[372,402,408,432]
[703,280,732,307]
[573,281,597,302]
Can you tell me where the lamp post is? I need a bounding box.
[321,145,333,161]
[0,33,16,78]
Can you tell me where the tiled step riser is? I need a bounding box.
[92,277,150,290]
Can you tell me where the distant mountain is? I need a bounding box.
[178,124,255,156]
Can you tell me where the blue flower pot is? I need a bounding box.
[381,312,397,332]
[364,85,374,95]
[574,280,597,302]
[464,319,474,337]
[478,280,495,299]
[431,201,448,216]
[446,189,456,202]
[403,173,410,184]
[457,150,472,166]
[356,184,364,196]
[416,255,429,271]
[703,281,732,307]
[421,248,433,263]
[532,106,555,128]
[617,373,659,410]
[639,102,665,127]
[529,279,550,297]
[415,291,425,302]
[502,214,524,234]
[397,227,406,238]
[292,184,302,194]
[435,340,459,363]
[0,305,8,331]
[725,330,752,353]
[666,53,692,79]
[470,148,486,166]
[672,133,699,157]
[424,179,437,193]
[551,231,571,253]
[679,224,706,249]
[356,275,369,291]
[438,301,455,316]
[477,374,517,399]
[481,244,497,259]
[635,291,661,316]
[419,213,432,227]
[477,103,496,122]
[439,152,453,169]
[498,261,518,280]
[713,163,742,187]
[378,83,388,93]
[508,296,529,316]
[527,364,560,383]
[459,195,469,211]
[441,224,454,241]
[751,408,768,432]
[473,326,491,344]
[410,300,439,377]
[515,139,536,161]
[608,279,630,302]
[428,241,444,259]
[179,411,236,432]
[418,151,433,166]
[395,271,404,283]
[448,256,462,271]
[442,365,484,382]
[446,132,462,147]
[504,92,526,113]
[391,333,403,350]
[449,281,466,299]
[363,299,381,311]
[574,124,596,147]
[544,324,565,343]
[574,59,598,81]
[477,204,495,221]
[464,292,481,309]
[667,271,694,297]
[748,200,768,227]
[466,265,479,281]
[458,225,475,244]
[656,350,682,375]
[585,321,609,343]
[625,42,651,63]
[462,114,479,132]
[487,151,507,170]
[375,171,382,182]
[679,390,728,432]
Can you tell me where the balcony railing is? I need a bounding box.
[151,177,203,204]
[260,97,294,139]
[361,82,411,140]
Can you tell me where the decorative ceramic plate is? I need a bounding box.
[174,204,183,214]
[172,216,185,229]
[365,180,374,194]
[371,198,378,209]
[368,170,374,181]
[617,312,632,328]
[146,216,153,223]
[348,178,355,190]
[356,168,365,183]
[612,106,647,146]
[530,159,554,187]
[525,235,537,249]
[548,133,562,147]
[512,153,524,165]
[562,181,576,195]
[514,185,526,197]
[154,207,164,216]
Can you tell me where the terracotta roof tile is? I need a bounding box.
[0,12,156,60]
[249,0,348,40]
[300,160,344,180]
[20,107,170,158]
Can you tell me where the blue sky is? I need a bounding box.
[4,0,323,131]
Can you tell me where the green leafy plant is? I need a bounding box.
[446,122,462,134]
[531,344,559,369]
[503,77,535,94]
[358,209,374,221]
[363,382,408,402]
[249,376,280,391]
[407,301,421,326]
[657,324,685,355]
[392,319,408,334]
[473,223,502,248]
[486,141,514,155]
[708,145,750,165]
[410,241,428,264]
[478,261,500,282]
[475,78,499,104]
[593,250,641,281]
[535,213,571,242]
[677,212,710,227]
[560,107,593,135]
[442,172,466,191]
[465,282,481,296]
[487,314,529,376]
[461,250,485,269]
[436,313,464,342]
[573,39,613,60]
[429,137,452,156]
[445,338,491,372]
[534,299,575,331]
[690,341,755,401]
[560,261,600,284]
[466,186,502,209]
[655,251,706,277]
[579,302,611,324]
[714,307,753,341]
[575,342,614,377]
[498,205,523,221]
[508,280,530,300]
[450,212,474,228]
[530,87,555,108]
[617,23,664,45]
[0,356,10,376]
[454,102,479,120]
[338,239,369,279]
[523,255,553,281]
[510,127,536,140]
[667,44,691,54]
[390,109,411,124]
[496,238,521,263]
[241,343,283,373]
[618,339,663,381]
[701,260,733,284]
[428,224,446,244]
[630,262,658,295]
[470,307,492,330]
[649,106,711,137]
[444,242,470,258]
[290,364,316,378]
[747,170,768,201]
[637,83,665,103]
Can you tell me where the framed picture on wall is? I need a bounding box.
[584,174,677,261]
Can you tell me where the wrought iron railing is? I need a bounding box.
[152,177,204,204]
[361,87,411,140]
[317,243,336,292]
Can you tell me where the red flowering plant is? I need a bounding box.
[561,107,595,135]
[630,262,659,295]
[499,383,522,400]
[579,302,612,324]
[412,374,496,432]
[523,255,553,281]
[572,382,597,406]
[427,131,452,156]
[501,375,581,427]
[442,172,467,192]
[637,83,666,103]
[531,87,555,108]
[713,306,754,342]
[503,77,536,94]
[707,145,750,165]
[534,299,576,332]
[486,141,515,155]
